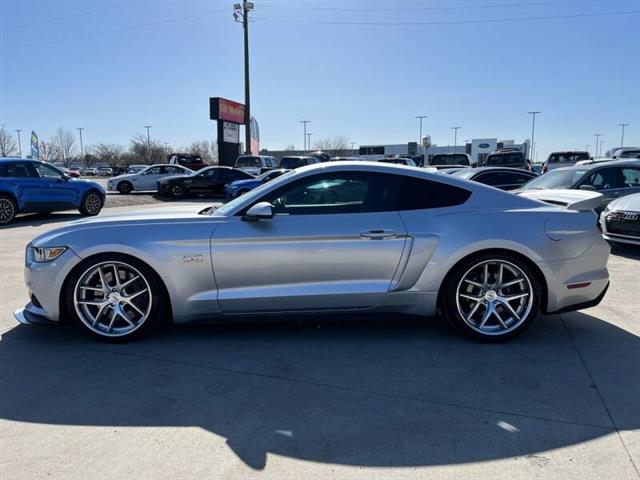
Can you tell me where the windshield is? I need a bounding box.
[522,168,588,190]
[547,152,590,163]
[280,157,305,169]
[213,170,295,216]
[236,157,260,167]
[431,154,470,166]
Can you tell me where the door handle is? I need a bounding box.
[360,229,398,239]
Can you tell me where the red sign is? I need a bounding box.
[210,97,245,124]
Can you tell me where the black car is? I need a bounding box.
[157,166,254,198]
[451,167,538,191]
[482,150,530,170]
[429,153,473,169]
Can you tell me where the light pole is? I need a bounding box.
[593,133,602,157]
[600,139,605,157]
[527,111,541,163]
[77,128,85,165]
[234,1,254,154]
[451,127,461,151]
[15,129,22,157]
[144,126,152,163]
[350,142,355,152]
[307,133,313,151]
[416,115,427,146]
[299,120,310,151]
[618,123,629,148]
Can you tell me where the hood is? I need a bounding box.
[517,189,603,211]
[229,178,261,188]
[30,203,222,247]
[158,174,189,183]
[607,192,640,211]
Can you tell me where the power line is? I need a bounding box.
[253,9,640,26]
[2,6,229,51]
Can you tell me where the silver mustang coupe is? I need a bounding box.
[16,162,610,342]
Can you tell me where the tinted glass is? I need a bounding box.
[548,152,590,163]
[580,168,623,190]
[280,158,305,169]
[145,167,162,175]
[397,176,471,210]
[622,168,640,187]
[33,163,63,179]
[6,162,37,178]
[236,157,260,167]
[620,151,640,158]
[485,153,524,165]
[523,168,588,189]
[431,154,470,166]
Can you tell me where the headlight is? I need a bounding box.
[32,246,67,262]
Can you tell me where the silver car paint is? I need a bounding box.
[107,165,190,192]
[21,162,610,325]
[600,192,640,246]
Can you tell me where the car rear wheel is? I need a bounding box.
[79,191,103,216]
[443,254,540,341]
[66,255,167,341]
[170,184,186,199]
[0,195,17,224]
[117,181,133,194]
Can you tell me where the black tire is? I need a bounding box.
[64,253,169,342]
[169,183,186,199]
[443,252,541,342]
[0,195,17,225]
[79,190,104,217]
[117,181,133,194]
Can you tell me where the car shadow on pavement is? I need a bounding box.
[0,312,638,470]
[2,212,84,229]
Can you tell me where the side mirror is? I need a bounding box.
[579,184,596,191]
[243,201,273,221]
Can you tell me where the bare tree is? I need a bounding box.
[39,139,57,163]
[92,143,124,170]
[0,125,18,157]
[54,127,76,166]
[313,135,351,157]
[130,134,166,165]
[188,140,218,165]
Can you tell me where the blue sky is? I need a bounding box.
[1,0,639,160]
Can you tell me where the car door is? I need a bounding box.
[210,171,409,312]
[134,166,163,190]
[29,162,77,210]
[186,168,218,194]
[577,167,625,211]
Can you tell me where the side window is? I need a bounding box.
[259,172,400,215]
[397,177,471,210]
[7,162,36,178]
[511,173,535,185]
[581,168,623,190]
[32,163,62,179]
[203,169,219,178]
[164,166,179,174]
[145,167,162,175]
[622,168,640,188]
[473,172,502,186]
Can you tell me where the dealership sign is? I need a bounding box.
[222,122,239,143]
[478,143,490,149]
[210,97,245,124]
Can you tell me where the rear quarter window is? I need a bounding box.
[397,177,471,210]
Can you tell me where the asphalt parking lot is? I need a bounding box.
[1,203,639,479]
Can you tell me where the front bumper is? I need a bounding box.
[14,307,59,326]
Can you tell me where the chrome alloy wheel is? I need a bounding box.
[0,198,15,223]
[85,193,102,215]
[73,261,152,337]
[455,259,533,336]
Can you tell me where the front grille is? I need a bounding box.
[606,210,640,237]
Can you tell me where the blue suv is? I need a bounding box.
[0,158,105,225]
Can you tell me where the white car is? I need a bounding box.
[234,155,279,176]
[107,164,192,194]
[612,147,640,159]
[600,192,640,246]
[541,151,591,173]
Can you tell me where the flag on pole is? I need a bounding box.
[30,131,39,160]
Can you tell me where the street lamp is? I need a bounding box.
[234,1,254,154]
[144,126,152,163]
[593,133,602,157]
[415,115,427,146]
[527,111,541,163]
[618,123,629,149]
[15,129,22,157]
[77,128,85,165]
[299,120,310,151]
[451,127,461,151]
[307,133,313,151]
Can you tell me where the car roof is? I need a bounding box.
[0,157,30,162]
[461,166,535,173]
[552,159,640,172]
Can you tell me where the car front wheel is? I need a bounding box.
[79,191,103,216]
[65,255,167,341]
[117,181,133,194]
[443,254,541,341]
[169,184,186,199]
[0,195,17,224]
